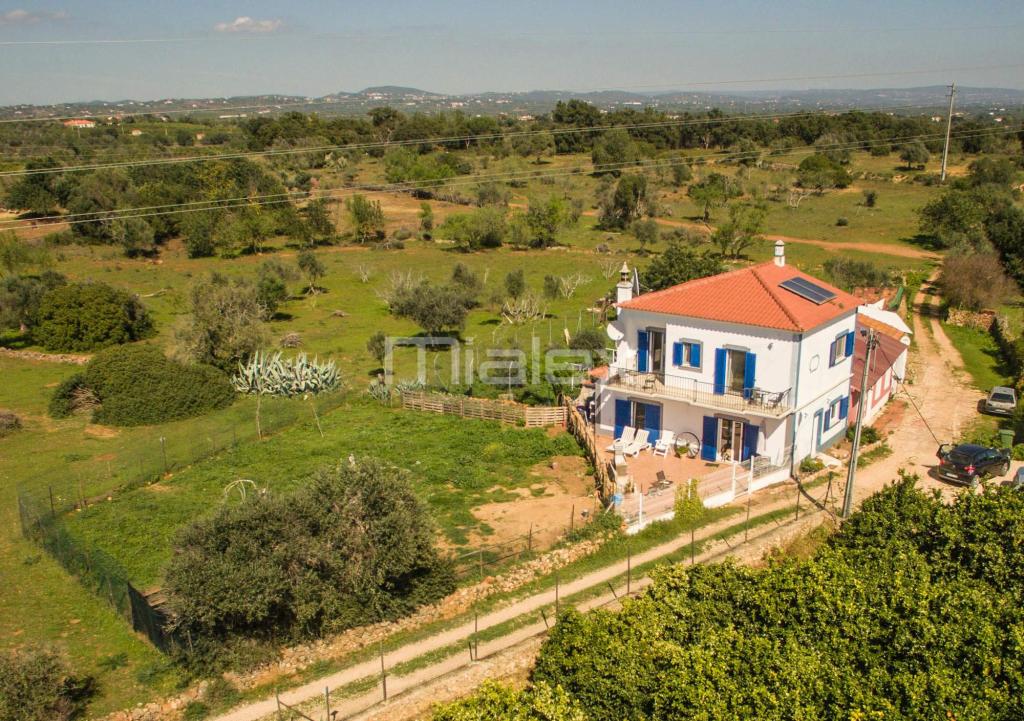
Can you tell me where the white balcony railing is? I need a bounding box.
[605,368,794,418]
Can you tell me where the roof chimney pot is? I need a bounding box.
[774,240,786,267]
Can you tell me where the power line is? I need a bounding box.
[2,62,1021,125]
[0,101,962,162]
[0,127,1010,229]
[0,126,984,225]
[0,101,996,178]
[873,336,941,446]
[2,23,1020,46]
[0,126,1010,232]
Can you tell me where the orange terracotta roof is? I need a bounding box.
[618,262,861,332]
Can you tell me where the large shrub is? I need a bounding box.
[0,646,94,721]
[33,282,153,352]
[48,345,234,425]
[0,409,21,437]
[164,458,455,664]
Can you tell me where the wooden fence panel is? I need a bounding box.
[400,391,566,429]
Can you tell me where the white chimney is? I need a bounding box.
[616,262,633,304]
[773,239,786,267]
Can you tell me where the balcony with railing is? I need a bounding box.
[605,367,794,418]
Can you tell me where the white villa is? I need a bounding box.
[596,241,862,491]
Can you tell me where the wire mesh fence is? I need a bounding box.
[15,391,348,653]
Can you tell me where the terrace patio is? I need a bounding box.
[597,433,793,531]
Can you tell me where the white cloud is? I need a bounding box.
[0,9,69,25]
[214,16,282,34]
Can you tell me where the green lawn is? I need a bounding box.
[942,323,1014,391]
[0,144,952,716]
[65,398,580,589]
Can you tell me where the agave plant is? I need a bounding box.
[233,351,341,438]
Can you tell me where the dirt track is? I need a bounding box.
[213,286,977,721]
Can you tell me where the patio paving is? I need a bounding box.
[598,433,741,524]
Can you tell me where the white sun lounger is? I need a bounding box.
[624,429,651,456]
[606,426,636,452]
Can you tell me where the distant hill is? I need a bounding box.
[3,85,1022,121]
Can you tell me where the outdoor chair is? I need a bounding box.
[606,426,636,452]
[624,429,651,456]
[653,430,676,457]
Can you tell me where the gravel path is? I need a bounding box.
[215,271,978,721]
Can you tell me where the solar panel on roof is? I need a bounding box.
[779,277,837,305]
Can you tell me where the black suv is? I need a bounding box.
[936,443,1010,486]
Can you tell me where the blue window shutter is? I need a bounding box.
[713,348,727,395]
[828,339,837,367]
[845,331,855,358]
[637,331,649,372]
[691,343,701,368]
[741,423,759,462]
[701,416,718,461]
[643,403,661,444]
[614,398,631,440]
[672,341,683,367]
[839,396,849,421]
[743,351,757,399]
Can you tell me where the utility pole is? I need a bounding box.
[843,328,877,519]
[940,81,956,183]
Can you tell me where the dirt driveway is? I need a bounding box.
[851,272,988,502]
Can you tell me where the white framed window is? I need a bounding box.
[829,331,854,367]
[672,339,703,370]
[827,398,842,428]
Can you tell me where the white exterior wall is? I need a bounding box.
[859,345,906,425]
[610,309,798,395]
[605,304,859,471]
[595,389,791,465]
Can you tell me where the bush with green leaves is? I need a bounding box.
[845,424,881,445]
[33,282,153,352]
[823,258,895,291]
[48,345,235,426]
[0,409,21,437]
[642,243,724,292]
[164,458,455,665]
[474,476,1024,721]
[0,646,94,721]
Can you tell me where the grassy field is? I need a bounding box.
[0,143,949,716]
[942,323,1014,392]
[65,399,581,588]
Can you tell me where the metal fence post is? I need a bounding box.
[379,641,387,701]
[744,484,753,543]
[627,542,631,594]
[324,687,330,720]
[555,570,560,614]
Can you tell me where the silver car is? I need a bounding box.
[985,386,1017,417]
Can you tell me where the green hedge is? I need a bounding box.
[458,476,1024,721]
[34,282,153,352]
[164,458,455,669]
[49,345,235,426]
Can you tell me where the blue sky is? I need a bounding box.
[1,1,1022,105]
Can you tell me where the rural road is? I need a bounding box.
[212,476,835,721]
[216,274,974,721]
[576,208,939,260]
